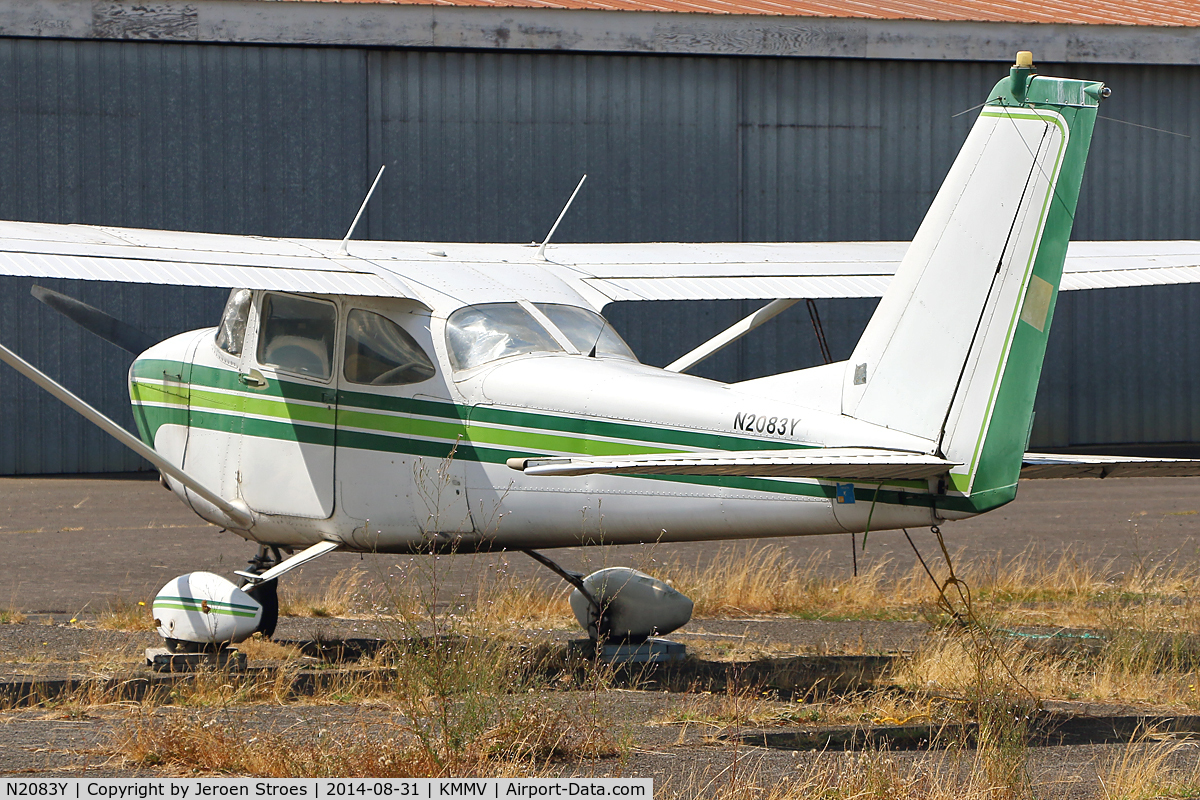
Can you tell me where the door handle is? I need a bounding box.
[238,369,267,389]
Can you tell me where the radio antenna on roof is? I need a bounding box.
[537,174,586,261]
[336,164,386,257]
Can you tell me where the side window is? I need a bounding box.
[257,293,337,381]
[344,310,436,386]
[215,288,252,356]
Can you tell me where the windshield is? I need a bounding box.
[215,288,252,356]
[534,303,637,361]
[445,303,562,371]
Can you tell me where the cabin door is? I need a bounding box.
[335,302,474,550]
[236,292,338,520]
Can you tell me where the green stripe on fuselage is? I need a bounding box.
[129,358,941,509]
[130,358,803,455]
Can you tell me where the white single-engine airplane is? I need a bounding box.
[2,53,1200,649]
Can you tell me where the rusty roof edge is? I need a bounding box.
[3,0,1200,64]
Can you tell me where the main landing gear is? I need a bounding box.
[521,549,693,644]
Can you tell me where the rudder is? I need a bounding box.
[841,55,1105,513]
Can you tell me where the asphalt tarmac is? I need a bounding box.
[3,473,1200,613]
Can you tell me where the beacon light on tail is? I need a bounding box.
[2,55,1195,652]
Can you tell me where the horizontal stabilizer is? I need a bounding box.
[507,447,959,481]
[1021,453,1200,479]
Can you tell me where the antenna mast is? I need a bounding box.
[537,174,586,261]
[336,164,386,257]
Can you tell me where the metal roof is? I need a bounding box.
[294,0,1200,26]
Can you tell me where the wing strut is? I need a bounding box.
[665,298,800,374]
[0,342,253,530]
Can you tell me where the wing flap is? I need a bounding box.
[507,447,958,481]
[1021,453,1200,479]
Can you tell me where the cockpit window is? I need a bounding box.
[534,303,638,362]
[344,309,436,386]
[257,293,337,380]
[215,288,252,356]
[445,303,562,371]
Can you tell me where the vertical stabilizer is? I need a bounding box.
[842,55,1105,512]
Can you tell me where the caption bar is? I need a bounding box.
[4,781,651,800]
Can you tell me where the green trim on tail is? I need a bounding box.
[955,72,1104,513]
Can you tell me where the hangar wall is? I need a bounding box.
[0,35,1197,473]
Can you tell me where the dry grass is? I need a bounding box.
[1099,736,1200,799]
[31,535,1200,788]
[469,580,575,633]
[234,635,307,662]
[92,596,155,631]
[658,736,1200,800]
[117,700,614,776]
[279,568,365,617]
[898,628,1200,710]
[649,543,1200,634]
[671,635,805,662]
[99,634,621,774]
[662,547,926,619]
[655,686,821,730]
[670,749,1035,800]
[0,604,26,624]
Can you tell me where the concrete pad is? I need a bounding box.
[1,473,1199,613]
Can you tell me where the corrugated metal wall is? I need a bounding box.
[0,38,1197,472]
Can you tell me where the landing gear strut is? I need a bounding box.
[523,549,610,640]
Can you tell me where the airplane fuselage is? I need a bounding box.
[130,291,961,554]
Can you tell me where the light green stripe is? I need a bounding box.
[336,408,676,457]
[152,603,258,619]
[134,382,335,427]
[155,595,258,610]
[140,378,686,457]
[133,358,801,453]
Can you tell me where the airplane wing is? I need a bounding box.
[0,220,418,298]
[506,447,958,481]
[0,219,1195,305]
[549,240,1200,303]
[1020,453,1200,479]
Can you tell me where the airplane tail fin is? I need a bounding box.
[841,55,1106,513]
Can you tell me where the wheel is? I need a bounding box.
[245,579,279,638]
